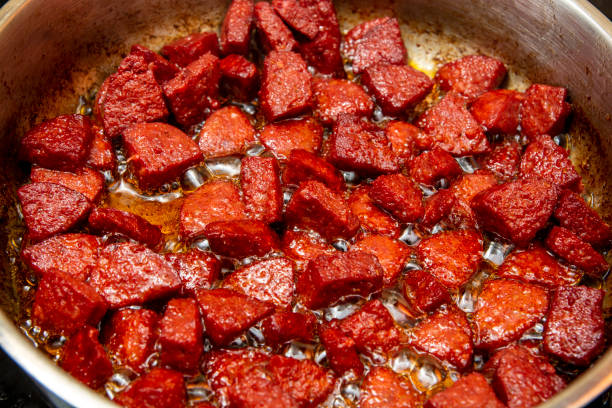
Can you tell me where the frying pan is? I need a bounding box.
[0,0,610,407]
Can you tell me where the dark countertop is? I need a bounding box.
[0,1,611,408]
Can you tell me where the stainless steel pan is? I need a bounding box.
[0,0,610,407]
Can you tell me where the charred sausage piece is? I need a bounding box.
[420,189,456,229]
[163,53,221,127]
[204,220,281,258]
[470,177,559,247]
[123,122,202,189]
[520,135,582,191]
[179,180,247,240]
[165,249,221,294]
[328,114,400,176]
[285,180,359,240]
[21,233,100,282]
[31,167,104,203]
[159,298,204,373]
[223,257,295,308]
[282,149,345,192]
[360,366,422,408]
[362,63,433,115]
[554,189,612,248]
[350,234,412,287]
[470,89,523,134]
[348,185,402,238]
[260,118,323,160]
[416,92,490,156]
[409,147,463,186]
[101,308,159,374]
[32,271,108,335]
[260,51,312,121]
[20,114,94,171]
[241,156,283,223]
[369,173,424,223]
[114,368,187,408]
[261,311,317,346]
[417,230,483,289]
[89,242,180,309]
[338,299,402,355]
[544,226,609,277]
[312,78,374,125]
[161,32,220,67]
[297,251,383,309]
[218,54,259,100]
[60,327,113,389]
[198,105,256,158]
[320,325,363,376]
[424,372,505,408]
[220,0,254,55]
[18,182,93,242]
[482,139,522,181]
[254,2,298,53]
[473,279,548,350]
[195,288,274,346]
[498,246,578,287]
[402,269,451,314]
[544,285,605,366]
[88,207,162,248]
[342,17,407,74]
[521,84,571,140]
[435,55,507,100]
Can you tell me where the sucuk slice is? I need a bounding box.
[348,185,402,238]
[127,44,180,84]
[197,105,256,159]
[415,92,490,156]
[360,367,422,408]
[227,368,299,408]
[260,50,312,121]
[473,278,548,350]
[420,189,456,229]
[320,325,363,376]
[204,220,280,258]
[179,180,247,241]
[448,170,498,228]
[384,121,420,165]
[312,78,374,125]
[241,156,283,223]
[470,89,523,134]
[204,348,269,399]
[268,355,335,408]
[520,84,571,140]
[482,139,522,181]
[424,372,505,408]
[369,173,424,223]
[497,246,579,287]
[485,345,565,408]
[219,54,259,100]
[223,257,295,308]
[272,0,322,40]
[122,122,203,189]
[342,17,407,74]
[195,288,274,346]
[350,234,412,287]
[160,32,220,67]
[554,189,612,248]
[32,271,108,335]
[543,286,605,366]
[260,118,323,160]
[285,180,359,240]
[338,299,402,355]
[297,251,383,309]
[21,233,100,282]
[30,167,104,203]
[409,147,463,186]
[114,368,186,408]
[20,114,94,171]
[402,269,451,315]
[281,229,336,269]
[88,207,162,248]
[362,63,433,115]
[59,327,113,390]
[163,53,220,127]
[88,242,181,309]
[254,1,298,53]
[434,55,507,101]
[165,249,221,294]
[282,149,345,192]
[544,226,609,277]
[409,306,473,371]
[220,0,254,55]
[261,311,317,346]
[101,308,159,374]
[328,114,399,176]
[159,298,204,373]
[417,230,483,289]
[17,182,93,242]
[519,135,581,191]
[86,127,116,171]
[470,177,559,247]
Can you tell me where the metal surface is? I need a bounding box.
[0,0,610,407]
